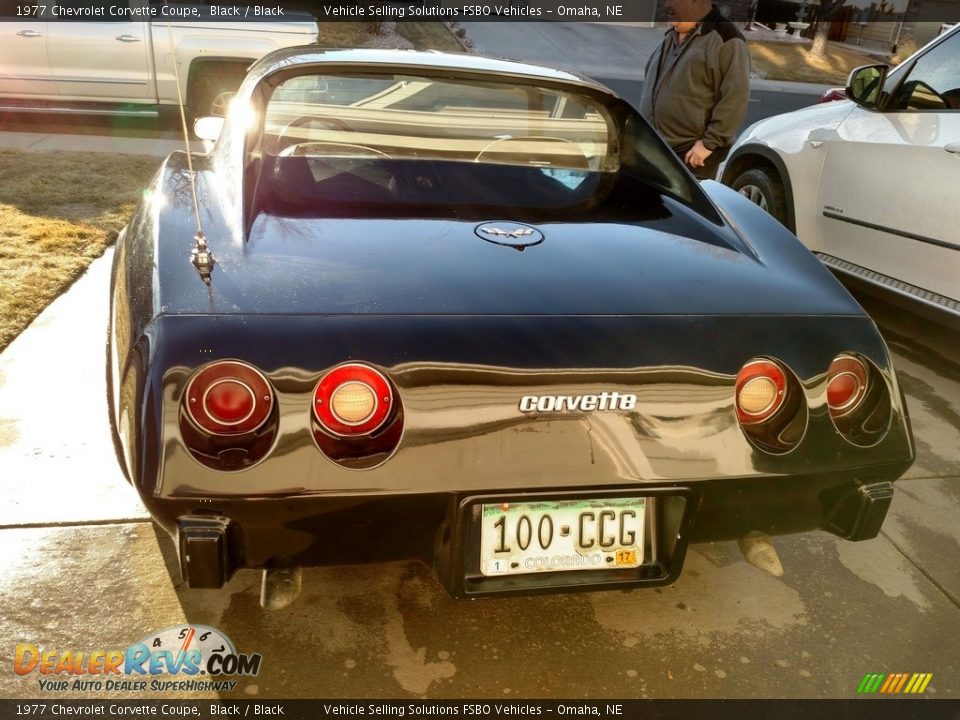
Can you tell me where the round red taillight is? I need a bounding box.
[314,363,393,437]
[735,359,787,425]
[827,355,868,417]
[184,361,274,436]
[205,380,255,424]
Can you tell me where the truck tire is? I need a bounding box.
[187,62,249,120]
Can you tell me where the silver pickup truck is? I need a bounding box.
[0,0,317,118]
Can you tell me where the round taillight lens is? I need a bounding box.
[314,363,393,436]
[827,355,868,417]
[330,382,377,423]
[735,359,787,425]
[205,380,255,424]
[185,361,274,436]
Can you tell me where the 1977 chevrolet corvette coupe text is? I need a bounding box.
[108,48,915,605]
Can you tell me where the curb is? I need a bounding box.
[750,78,835,95]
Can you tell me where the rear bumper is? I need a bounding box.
[149,464,910,594]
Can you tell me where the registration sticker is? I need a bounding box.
[479,498,645,577]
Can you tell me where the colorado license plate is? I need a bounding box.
[479,498,645,576]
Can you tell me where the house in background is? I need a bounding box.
[649,0,950,54]
[754,0,951,53]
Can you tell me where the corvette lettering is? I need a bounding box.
[519,392,637,413]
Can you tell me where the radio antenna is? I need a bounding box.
[165,2,215,285]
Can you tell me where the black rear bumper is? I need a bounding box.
[154,464,909,594]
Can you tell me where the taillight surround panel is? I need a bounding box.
[177,352,893,472]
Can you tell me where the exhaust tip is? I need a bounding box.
[260,567,302,609]
[737,531,784,577]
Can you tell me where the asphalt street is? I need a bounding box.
[0,81,818,150]
[0,23,957,703]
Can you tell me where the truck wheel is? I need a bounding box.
[731,167,788,227]
[187,62,248,120]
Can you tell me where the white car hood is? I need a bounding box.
[735,99,858,155]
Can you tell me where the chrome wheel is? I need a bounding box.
[738,184,769,211]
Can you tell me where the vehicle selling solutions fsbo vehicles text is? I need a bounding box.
[320,4,622,18]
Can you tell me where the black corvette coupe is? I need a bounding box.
[108,47,914,606]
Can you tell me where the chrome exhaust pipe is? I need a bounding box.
[260,567,302,609]
[737,531,784,577]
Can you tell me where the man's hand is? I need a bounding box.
[684,140,713,169]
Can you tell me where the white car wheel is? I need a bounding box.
[738,184,769,211]
[731,167,788,226]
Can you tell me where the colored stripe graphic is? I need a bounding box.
[906,673,934,694]
[857,674,884,693]
[857,673,933,694]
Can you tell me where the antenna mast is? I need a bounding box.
[165,2,214,285]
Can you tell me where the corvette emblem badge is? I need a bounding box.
[476,222,544,250]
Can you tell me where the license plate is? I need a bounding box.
[479,498,645,576]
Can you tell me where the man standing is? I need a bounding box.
[638,0,751,180]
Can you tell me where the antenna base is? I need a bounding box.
[190,231,215,285]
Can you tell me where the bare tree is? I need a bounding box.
[809,0,847,57]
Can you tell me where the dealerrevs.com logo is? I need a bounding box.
[14,625,261,693]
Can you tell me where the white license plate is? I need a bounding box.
[479,498,645,576]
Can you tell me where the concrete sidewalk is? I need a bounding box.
[0,130,202,157]
[0,248,148,528]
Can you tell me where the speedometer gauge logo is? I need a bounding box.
[14,625,262,694]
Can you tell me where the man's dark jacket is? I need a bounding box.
[638,8,751,153]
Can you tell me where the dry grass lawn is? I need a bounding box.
[396,23,466,53]
[316,22,375,48]
[749,41,880,85]
[0,150,160,352]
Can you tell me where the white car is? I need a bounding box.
[0,0,317,119]
[719,24,960,317]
